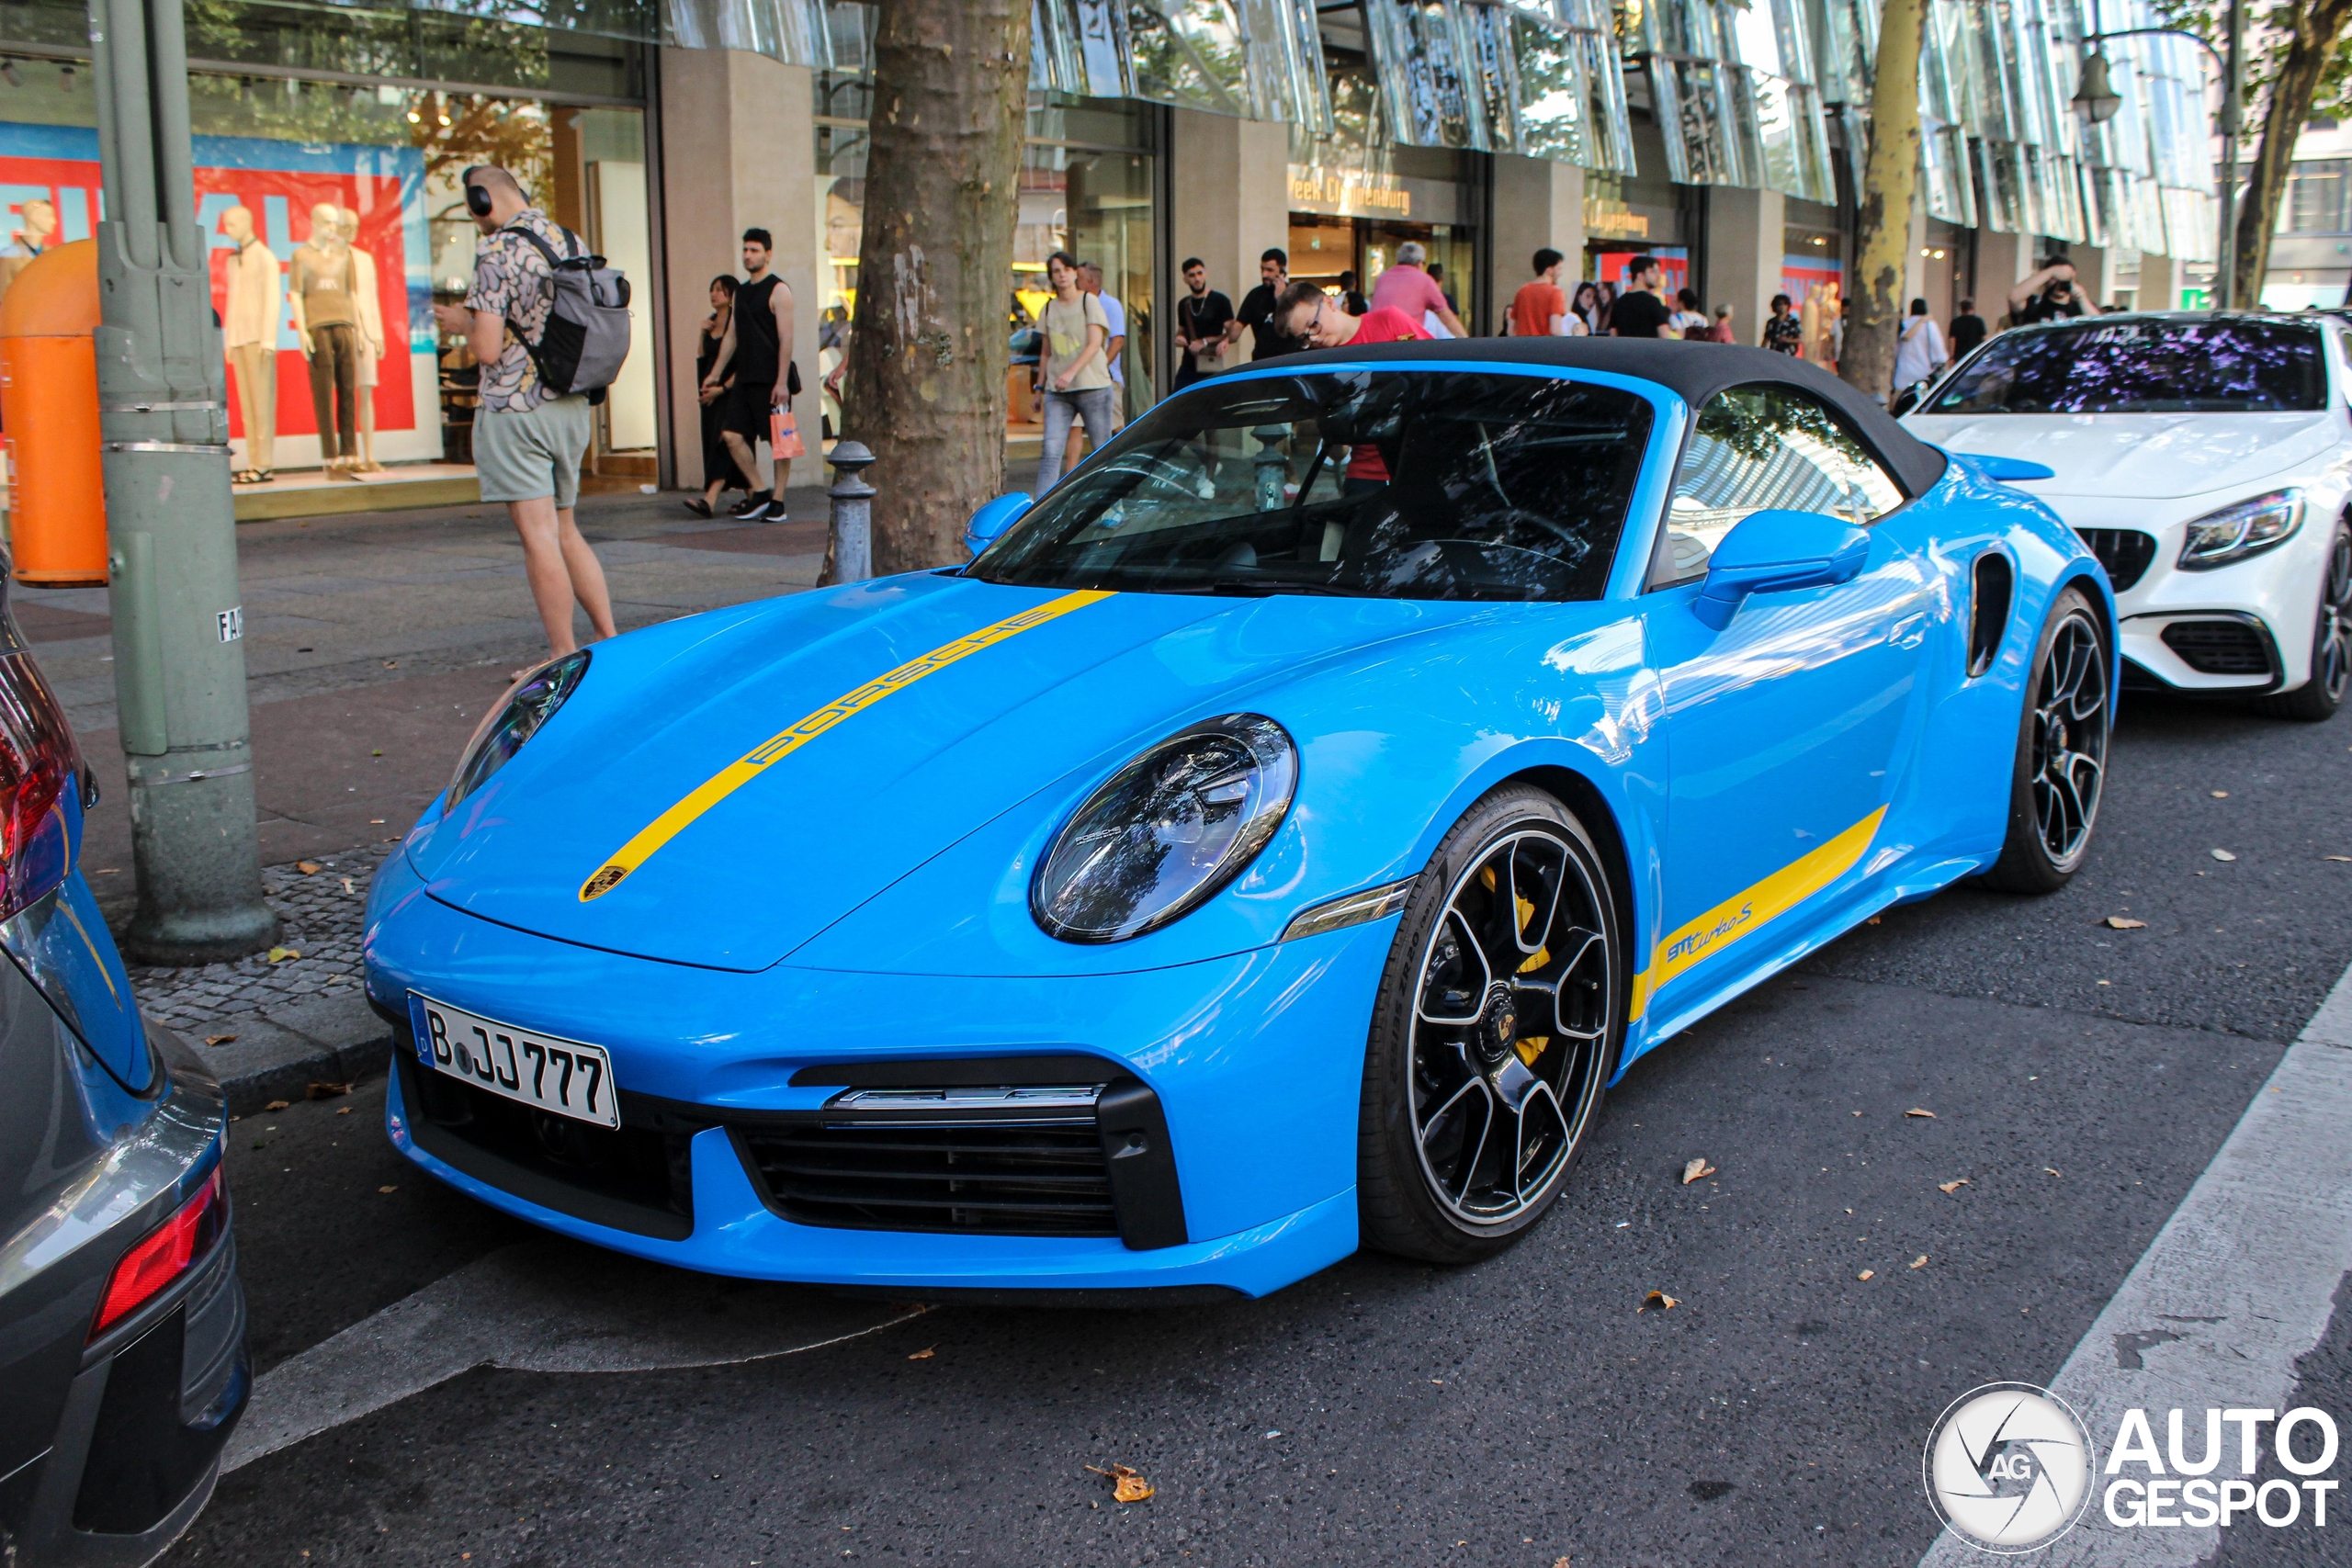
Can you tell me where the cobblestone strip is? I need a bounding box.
[129,844,393,1030]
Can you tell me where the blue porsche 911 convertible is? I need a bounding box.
[364,340,2112,1298]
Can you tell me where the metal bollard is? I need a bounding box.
[827,441,876,582]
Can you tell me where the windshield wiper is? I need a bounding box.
[1147,575,1360,598]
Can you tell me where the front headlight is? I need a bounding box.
[2178,489,2304,570]
[1032,714,1297,943]
[447,650,589,808]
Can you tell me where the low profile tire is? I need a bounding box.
[1983,586,2111,894]
[2250,520,2350,723]
[1358,784,1623,1265]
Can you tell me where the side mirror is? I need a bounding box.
[964,492,1034,559]
[1889,380,1927,417]
[1692,509,1871,630]
[1954,451,2056,484]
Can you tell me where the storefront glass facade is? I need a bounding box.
[0,0,654,485]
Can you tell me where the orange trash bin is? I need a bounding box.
[0,239,106,588]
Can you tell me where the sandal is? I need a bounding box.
[232,468,264,485]
[683,498,713,518]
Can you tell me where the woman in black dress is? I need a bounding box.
[686,276,742,517]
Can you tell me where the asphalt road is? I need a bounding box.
[165,691,2352,1568]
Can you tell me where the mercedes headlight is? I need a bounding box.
[2179,489,2303,570]
[447,650,589,809]
[1032,714,1297,943]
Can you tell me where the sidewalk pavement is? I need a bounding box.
[17,483,834,1110]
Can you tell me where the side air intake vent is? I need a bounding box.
[1967,551,2014,678]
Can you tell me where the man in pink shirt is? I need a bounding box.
[1367,242,1467,338]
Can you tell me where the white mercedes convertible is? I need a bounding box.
[1903,311,2351,719]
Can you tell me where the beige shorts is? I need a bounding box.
[474,395,592,509]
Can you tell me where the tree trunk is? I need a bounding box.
[1840,0,1929,402]
[837,0,1032,577]
[2229,0,2352,308]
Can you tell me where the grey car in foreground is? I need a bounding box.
[0,588,247,1564]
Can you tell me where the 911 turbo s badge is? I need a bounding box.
[1628,807,1887,1019]
[577,589,1116,902]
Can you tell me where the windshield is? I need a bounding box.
[972,369,1654,602]
[1927,319,2325,414]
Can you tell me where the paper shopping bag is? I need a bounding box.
[769,403,808,460]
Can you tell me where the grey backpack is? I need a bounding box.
[508,222,630,403]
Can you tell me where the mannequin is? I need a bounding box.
[288,201,360,473]
[0,197,56,300]
[1804,279,1842,368]
[220,205,284,483]
[336,208,386,472]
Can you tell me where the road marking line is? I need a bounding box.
[577,588,1114,901]
[1917,964,2352,1566]
[222,1239,929,1472]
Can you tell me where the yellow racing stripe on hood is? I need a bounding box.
[578,589,1115,901]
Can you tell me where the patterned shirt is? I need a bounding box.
[465,208,566,413]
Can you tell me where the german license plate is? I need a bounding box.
[411,994,618,1129]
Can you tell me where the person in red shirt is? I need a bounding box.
[1365,242,1467,338]
[1510,248,1573,337]
[1274,279,1431,491]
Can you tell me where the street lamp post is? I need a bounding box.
[2072,11,2243,311]
[88,0,277,963]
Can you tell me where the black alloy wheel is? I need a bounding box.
[1984,586,2110,893]
[2252,520,2351,722]
[1359,785,1621,1263]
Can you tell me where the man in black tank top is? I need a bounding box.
[700,228,800,521]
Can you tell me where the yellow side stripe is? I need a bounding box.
[1627,807,1885,1021]
[578,589,1115,901]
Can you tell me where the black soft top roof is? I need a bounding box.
[1273,336,1949,498]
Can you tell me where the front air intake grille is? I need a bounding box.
[737,1088,1120,1238]
[2161,618,2275,677]
[2075,528,2158,592]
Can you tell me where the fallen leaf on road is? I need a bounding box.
[1905,1108,1937,1119]
[340,876,356,893]
[1641,1290,1679,1312]
[1866,914,1881,924]
[2044,1168,2063,1177]
[1680,1157,1717,1184]
[2105,916,2147,930]
[907,1347,935,1360]
[267,946,300,963]
[2211,849,2236,862]
[297,860,322,874]
[2211,790,2229,798]
[382,660,398,668]
[1085,1464,1154,1503]
[369,818,385,825]
[1858,1269,1875,1280]
[335,1106,352,1115]
[378,1184,397,1193]
[1909,1255,1928,1269]
[2329,856,2352,863]
[1939,1179,1970,1194]
[203,1034,236,1046]
[306,1081,352,1100]
[264,1100,289,1111]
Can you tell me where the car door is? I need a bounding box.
[1639,384,1936,1018]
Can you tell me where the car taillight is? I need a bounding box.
[90,1165,225,1339]
[0,648,75,920]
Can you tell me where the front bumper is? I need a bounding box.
[366,852,1391,1298]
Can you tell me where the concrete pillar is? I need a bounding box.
[657,47,818,494]
[1167,109,1291,367]
[1489,154,1586,329]
[2142,253,2181,310]
[1973,229,2038,327]
[1705,185,1784,352]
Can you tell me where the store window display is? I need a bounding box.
[340,206,388,473]
[289,201,364,475]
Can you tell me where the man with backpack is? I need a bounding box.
[433,164,616,660]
